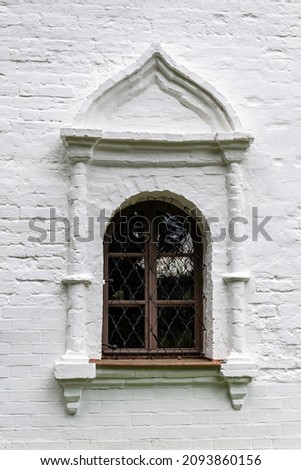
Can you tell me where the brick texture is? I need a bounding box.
[1,0,301,449]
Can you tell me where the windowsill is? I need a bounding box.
[86,358,223,392]
[89,358,223,367]
[55,356,256,414]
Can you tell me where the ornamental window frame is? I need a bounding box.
[102,200,204,359]
[55,45,257,414]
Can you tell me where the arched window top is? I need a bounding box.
[103,199,204,359]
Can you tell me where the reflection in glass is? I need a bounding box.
[157,257,194,300]
[109,213,147,253]
[108,307,144,348]
[156,213,194,254]
[158,306,195,348]
[109,257,145,300]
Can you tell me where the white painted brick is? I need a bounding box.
[0,332,41,343]
[29,365,55,377]
[1,0,301,450]
[9,367,33,378]
[0,206,19,219]
[0,319,11,330]
[281,398,301,410]
[0,343,11,354]
[247,397,282,409]
[152,413,193,426]
[256,304,277,318]
[251,438,273,449]
[0,367,10,378]
[273,438,301,449]
[26,441,91,450]
[243,424,281,438]
[211,412,251,425]
[131,414,154,426]
[31,343,62,354]
[5,355,41,366]
[0,442,26,450]
[256,279,297,293]
[0,416,15,428]
[212,438,253,449]
[26,390,62,402]
[267,384,301,397]
[19,84,74,98]
[269,411,301,423]
[2,307,42,319]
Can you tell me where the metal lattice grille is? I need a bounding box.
[103,200,204,358]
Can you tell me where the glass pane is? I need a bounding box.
[109,257,145,300]
[108,307,144,349]
[109,212,148,253]
[157,306,195,349]
[157,257,194,300]
[155,213,194,254]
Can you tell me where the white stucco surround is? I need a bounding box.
[54,46,257,414]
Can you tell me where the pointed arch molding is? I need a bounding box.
[77,44,241,133]
[55,45,257,414]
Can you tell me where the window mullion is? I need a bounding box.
[147,206,158,351]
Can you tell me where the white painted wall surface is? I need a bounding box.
[1,0,301,449]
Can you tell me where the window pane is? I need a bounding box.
[108,213,147,253]
[109,257,145,300]
[157,306,195,348]
[108,307,144,349]
[156,213,194,254]
[157,257,194,300]
[103,201,203,356]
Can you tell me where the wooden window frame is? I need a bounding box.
[102,201,204,359]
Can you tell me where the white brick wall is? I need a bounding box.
[1,0,301,449]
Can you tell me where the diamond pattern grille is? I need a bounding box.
[109,257,145,300]
[157,257,194,300]
[157,306,195,349]
[103,201,204,358]
[108,307,145,349]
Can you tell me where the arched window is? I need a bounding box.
[103,200,204,358]
[56,47,256,413]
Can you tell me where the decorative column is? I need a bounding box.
[219,141,257,410]
[55,136,96,415]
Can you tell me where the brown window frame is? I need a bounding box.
[102,201,204,359]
